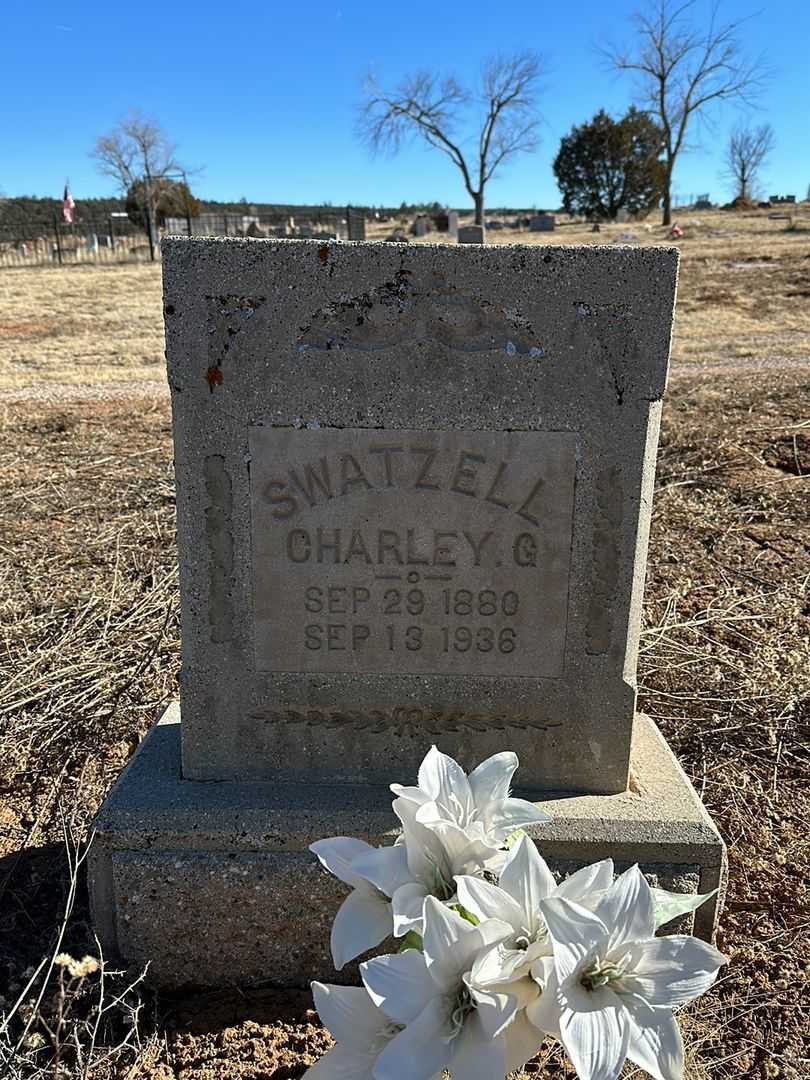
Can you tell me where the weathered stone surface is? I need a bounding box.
[88,706,725,988]
[162,238,678,794]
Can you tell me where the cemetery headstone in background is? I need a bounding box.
[346,206,366,242]
[457,224,485,244]
[90,237,726,989]
[529,214,556,232]
[435,211,460,238]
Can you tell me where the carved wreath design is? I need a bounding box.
[249,706,562,737]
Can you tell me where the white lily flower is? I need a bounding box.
[310,838,411,969]
[392,745,551,847]
[351,796,503,941]
[360,896,516,1080]
[304,982,407,1080]
[528,866,727,1080]
[460,838,613,1074]
[462,837,614,988]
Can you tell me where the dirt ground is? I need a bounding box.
[0,211,808,1078]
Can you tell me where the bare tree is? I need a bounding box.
[605,1,769,224]
[91,110,188,258]
[359,53,542,224]
[725,122,774,201]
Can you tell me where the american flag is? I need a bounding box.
[62,182,75,224]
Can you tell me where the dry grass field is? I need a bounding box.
[0,211,808,1079]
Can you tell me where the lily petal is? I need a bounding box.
[311,983,386,1049]
[372,1001,449,1080]
[498,835,557,927]
[455,874,525,932]
[350,844,413,899]
[331,888,392,970]
[303,1042,376,1080]
[625,998,685,1080]
[487,797,551,842]
[391,881,429,937]
[471,943,543,1008]
[449,1009,507,1080]
[361,950,434,1025]
[618,936,727,1008]
[556,859,614,905]
[525,969,562,1038]
[421,896,472,989]
[594,865,656,947]
[503,1009,546,1073]
[468,751,518,807]
[540,896,608,982]
[417,745,474,819]
[467,984,518,1040]
[310,837,374,889]
[422,896,512,992]
[559,982,630,1080]
[394,801,447,882]
[422,818,500,875]
[389,783,431,807]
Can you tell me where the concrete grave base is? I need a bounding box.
[89,704,726,989]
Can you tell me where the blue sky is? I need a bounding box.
[1,0,808,210]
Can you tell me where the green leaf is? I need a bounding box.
[652,887,718,929]
[449,904,480,927]
[398,931,423,953]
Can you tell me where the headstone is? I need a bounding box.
[529,214,555,232]
[346,207,366,242]
[446,210,459,238]
[86,233,99,253]
[615,209,630,225]
[457,224,485,244]
[90,238,726,988]
[246,222,267,238]
[410,216,430,237]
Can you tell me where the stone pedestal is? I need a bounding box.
[89,705,725,989]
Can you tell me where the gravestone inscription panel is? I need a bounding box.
[250,427,576,678]
[163,238,678,793]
